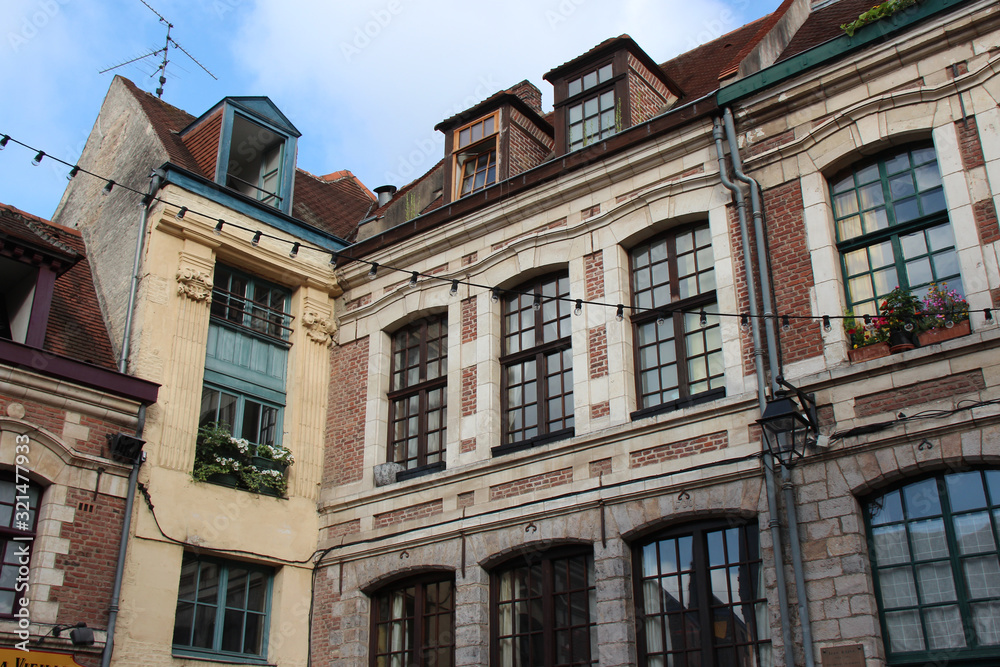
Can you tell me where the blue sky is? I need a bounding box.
[0,0,778,220]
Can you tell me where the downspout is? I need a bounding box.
[723,108,816,667]
[119,172,162,373]
[713,119,794,667]
[101,405,146,667]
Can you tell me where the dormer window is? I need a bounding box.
[453,112,499,198]
[225,114,285,207]
[566,63,616,151]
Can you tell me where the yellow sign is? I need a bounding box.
[0,648,85,667]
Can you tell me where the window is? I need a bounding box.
[224,114,287,209]
[630,223,723,416]
[0,475,40,617]
[865,469,1000,663]
[832,144,961,317]
[388,315,448,472]
[453,112,499,198]
[500,273,574,450]
[200,265,290,449]
[173,552,272,661]
[567,63,616,151]
[370,575,455,667]
[490,548,596,666]
[634,520,771,666]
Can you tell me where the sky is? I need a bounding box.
[0,0,779,220]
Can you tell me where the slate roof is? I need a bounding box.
[117,77,375,240]
[0,203,118,370]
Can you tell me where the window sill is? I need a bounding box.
[630,388,726,422]
[492,428,575,457]
[396,461,446,482]
[172,648,273,665]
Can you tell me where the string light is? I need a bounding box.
[656,311,666,326]
[289,242,300,258]
[533,293,542,311]
[700,310,708,328]
[491,288,501,303]
[367,263,379,281]
[781,315,790,331]
[102,180,115,196]
[450,280,459,296]
[0,135,8,150]
[904,319,914,332]
[67,165,80,181]
[175,207,188,220]
[616,304,625,321]
[31,151,44,166]
[741,314,750,331]
[823,315,832,332]
[330,252,339,266]
[140,193,153,207]
[863,314,873,329]
[409,271,419,287]
[574,299,583,316]
[214,219,224,235]
[986,308,993,322]
[251,231,262,246]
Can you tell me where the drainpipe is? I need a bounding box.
[101,405,146,667]
[119,172,162,373]
[713,119,794,667]
[723,108,816,667]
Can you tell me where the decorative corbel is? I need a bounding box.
[176,267,213,303]
[302,311,337,345]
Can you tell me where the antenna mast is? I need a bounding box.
[100,0,217,99]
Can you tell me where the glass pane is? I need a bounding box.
[904,479,941,518]
[879,567,918,607]
[884,153,910,175]
[916,562,956,603]
[971,601,1000,645]
[873,525,910,565]
[954,512,995,555]
[862,208,889,234]
[926,223,956,252]
[845,248,870,275]
[924,605,966,649]
[900,231,927,259]
[963,556,1000,599]
[894,198,920,223]
[905,257,932,286]
[857,163,881,184]
[889,173,916,200]
[914,162,941,191]
[858,182,885,209]
[886,610,925,652]
[947,472,988,512]
[910,519,948,560]
[870,490,904,525]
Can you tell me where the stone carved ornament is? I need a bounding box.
[302,311,337,345]
[176,267,213,303]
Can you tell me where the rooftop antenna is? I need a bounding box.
[100,0,217,99]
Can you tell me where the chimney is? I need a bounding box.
[374,185,397,207]
[506,80,543,113]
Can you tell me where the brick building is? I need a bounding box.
[0,202,158,666]
[314,0,1000,666]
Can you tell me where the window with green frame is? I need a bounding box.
[172,552,273,662]
[201,265,290,447]
[865,469,1000,664]
[831,144,962,317]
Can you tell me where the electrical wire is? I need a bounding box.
[2,131,993,328]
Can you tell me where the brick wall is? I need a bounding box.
[957,117,985,170]
[627,54,672,125]
[728,204,758,378]
[325,336,369,486]
[854,369,985,418]
[509,109,554,177]
[309,566,343,664]
[326,519,361,542]
[974,194,1000,245]
[763,180,823,366]
[0,392,127,458]
[589,458,612,477]
[507,81,543,112]
[51,488,126,627]
[489,467,574,500]
[461,366,477,417]
[373,499,444,529]
[584,251,604,300]
[589,325,608,379]
[630,431,728,468]
[461,296,477,343]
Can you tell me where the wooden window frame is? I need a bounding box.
[369,574,456,667]
[387,315,448,473]
[497,273,574,454]
[633,519,771,666]
[451,111,500,200]
[489,547,596,667]
[831,144,960,317]
[211,265,293,344]
[629,223,724,420]
[565,61,617,152]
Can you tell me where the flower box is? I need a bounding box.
[848,342,890,363]
[917,319,971,347]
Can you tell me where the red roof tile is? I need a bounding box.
[0,203,118,369]
[778,0,886,62]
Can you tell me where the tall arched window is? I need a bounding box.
[370,574,455,667]
[0,474,41,617]
[865,469,1000,663]
[633,519,771,666]
[831,144,961,317]
[499,272,574,452]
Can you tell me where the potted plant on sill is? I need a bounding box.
[245,442,294,496]
[192,423,248,488]
[918,282,971,346]
[844,310,890,362]
[879,287,922,353]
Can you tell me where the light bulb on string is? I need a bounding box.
[67,166,80,181]
[367,263,379,281]
[574,299,582,316]
[450,280,459,296]
[863,314,873,330]
[409,271,419,287]
[330,252,339,267]
[740,314,750,332]
[175,207,188,220]
[781,315,791,331]
[102,180,115,197]
[289,243,300,258]
[615,304,625,322]
[700,310,708,328]
[822,315,832,332]
[491,288,501,303]
[986,308,994,322]
[251,231,262,247]
[532,293,541,311]
[31,151,44,166]
[0,135,8,150]
[213,219,224,235]
[656,311,667,326]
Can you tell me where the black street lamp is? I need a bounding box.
[757,378,819,467]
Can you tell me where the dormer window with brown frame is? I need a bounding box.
[453,111,499,198]
[566,62,617,151]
